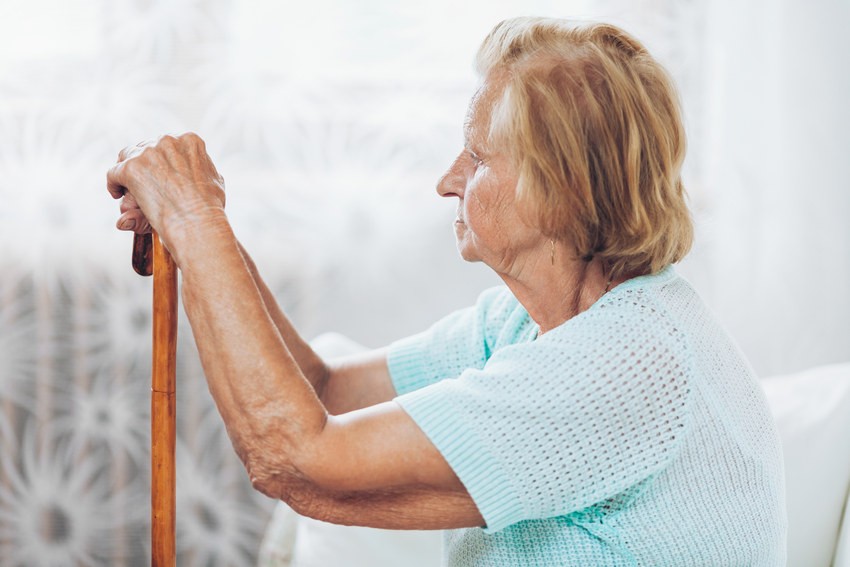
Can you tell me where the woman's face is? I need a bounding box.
[436,80,545,273]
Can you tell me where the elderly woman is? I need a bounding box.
[107,17,786,566]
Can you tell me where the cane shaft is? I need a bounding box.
[151,232,177,567]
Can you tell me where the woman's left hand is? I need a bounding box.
[106,132,226,257]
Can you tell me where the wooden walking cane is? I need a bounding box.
[133,231,177,567]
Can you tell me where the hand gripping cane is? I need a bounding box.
[133,232,177,567]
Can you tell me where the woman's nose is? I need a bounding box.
[436,153,465,199]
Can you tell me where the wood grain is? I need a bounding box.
[150,232,177,567]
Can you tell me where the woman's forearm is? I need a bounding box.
[174,215,327,493]
[236,241,330,399]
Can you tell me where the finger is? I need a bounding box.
[117,140,151,163]
[134,217,152,234]
[106,161,128,199]
[117,146,131,163]
[119,193,140,214]
[116,209,151,234]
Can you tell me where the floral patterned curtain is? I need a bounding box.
[1,0,848,565]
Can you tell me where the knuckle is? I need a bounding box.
[182,131,206,150]
[157,133,178,148]
[121,157,139,175]
[118,143,141,162]
[123,153,145,174]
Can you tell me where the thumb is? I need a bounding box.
[116,208,151,234]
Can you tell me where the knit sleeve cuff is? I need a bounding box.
[395,381,526,534]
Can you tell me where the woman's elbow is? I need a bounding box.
[244,454,289,499]
[247,461,335,522]
[239,409,329,497]
[241,441,329,510]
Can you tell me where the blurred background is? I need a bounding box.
[0,0,847,565]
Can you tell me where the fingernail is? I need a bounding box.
[120,219,137,230]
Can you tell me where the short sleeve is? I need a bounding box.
[394,302,694,533]
[387,286,534,395]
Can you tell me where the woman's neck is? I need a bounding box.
[496,242,624,335]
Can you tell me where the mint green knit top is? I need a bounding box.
[387,267,786,566]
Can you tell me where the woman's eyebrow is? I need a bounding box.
[463,129,484,154]
[463,119,474,144]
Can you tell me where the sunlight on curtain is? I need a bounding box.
[0,0,848,565]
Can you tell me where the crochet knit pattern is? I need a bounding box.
[388,266,786,566]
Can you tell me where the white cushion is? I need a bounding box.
[761,363,850,567]
[290,520,440,567]
[258,500,299,567]
[834,489,850,567]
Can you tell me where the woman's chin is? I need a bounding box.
[454,225,484,262]
[456,240,482,263]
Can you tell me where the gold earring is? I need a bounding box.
[550,240,555,265]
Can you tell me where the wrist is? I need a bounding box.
[160,207,233,269]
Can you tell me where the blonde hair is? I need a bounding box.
[476,17,693,278]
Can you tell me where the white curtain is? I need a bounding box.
[701,0,850,375]
[0,0,847,565]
